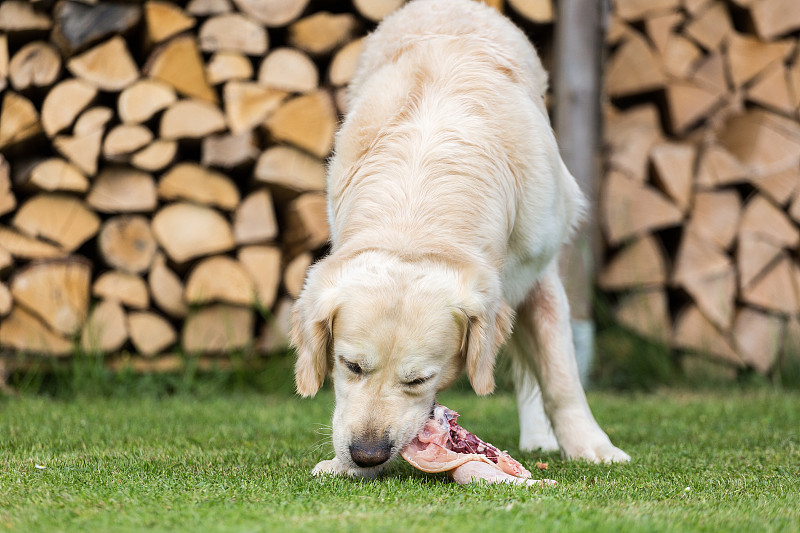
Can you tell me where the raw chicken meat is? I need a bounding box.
[401,404,556,486]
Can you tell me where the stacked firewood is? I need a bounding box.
[0,0,555,371]
[601,0,800,376]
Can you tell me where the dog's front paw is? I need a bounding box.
[562,440,630,464]
[312,457,351,477]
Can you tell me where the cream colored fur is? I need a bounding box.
[291,0,629,478]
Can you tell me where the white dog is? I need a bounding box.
[291,0,629,478]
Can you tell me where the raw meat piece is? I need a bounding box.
[401,404,556,486]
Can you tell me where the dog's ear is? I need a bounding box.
[290,259,341,397]
[456,268,515,396]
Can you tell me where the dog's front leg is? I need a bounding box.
[514,266,630,463]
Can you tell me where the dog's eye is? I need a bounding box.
[343,360,363,375]
[404,376,430,386]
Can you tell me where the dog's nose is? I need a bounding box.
[349,439,392,467]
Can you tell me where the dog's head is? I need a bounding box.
[290,251,513,474]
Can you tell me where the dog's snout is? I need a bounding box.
[349,439,392,467]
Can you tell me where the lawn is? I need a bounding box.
[1,359,799,532]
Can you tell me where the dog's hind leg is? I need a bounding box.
[513,264,630,463]
[508,338,559,452]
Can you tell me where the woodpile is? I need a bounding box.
[602,0,800,378]
[0,0,556,375]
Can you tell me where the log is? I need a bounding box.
[686,190,740,250]
[187,0,232,17]
[604,104,663,181]
[741,254,799,314]
[53,106,112,175]
[87,167,158,213]
[661,34,701,79]
[720,111,800,177]
[682,265,736,331]
[791,189,800,224]
[684,2,732,51]
[0,155,17,217]
[265,91,337,158]
[254,145,326,192]
[103,124,154,160]
[0,92,41,150]
[0,2,51,32]
[672,230,731,285]
[8,41,61,91]
[75,106,113,136]
[98,215,157,273]
[234,189,279,245]
[508,0,555,23]
[751,167,799,206]
[750,0,800,41]
[148,252,188,318]
[683,0,714,15]
[283,193,329,252]
[353,0,404,21]
[725,33,794,88]
[256,297,292,353]
[746,63,795,116]
[731,307,785,374]
[615,0,679,20]
[202,131,258,169]
[10,258,91,336]
[0,247,12,277]
[615,289,671,344]
[694,144,748,188]
[238,245,281,309]
[692,53,727,95]
[597,235,667,290]
[0,34,7,92]
[93,270,149,310]
[284,252,312,298]
[737,235,782,290]
[644,11,683,54]
[604,34,665,98]
[151,202,235,263]
[739,194,799,248]
[52,1,141,55]
[258,47,318,93]
[157,162,240,211]
[160,99,226,139]
[182,304,254,353]
[288,12,358,56]
[329,38,363,87]
[0,226,65,260]
[223,81,287,134]
[672,305,742,365]
[0,282,11,317]
[118,79,177,124]
[207,51,253,85]
[0,307,72,356]
[649,142,695,211]
[665,80,723,133]
[41,79,96,137]
[600,170,683,245]
[144,0,196,44]
[231,0,310,27]
[185,256,255,305]
[128,311,177,357]
[66,36,139,91]
[144,35,217,103]
[199,13,268,55]
[131,140,178,172]
[81,300,128,354]
[12,194,100,252]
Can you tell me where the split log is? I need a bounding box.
[81,300,128,354]
[53,106,112,175]
[234,189,279,245]
[731,308,785,374]
[615,0,679,21]
[0,35,7,92]
[604,34,665,98]
[8,41,61,91]
[0,247,12,276]
[238,245,281,309]
[223,81,287,134]
[199,13,268,55]
[353,0,404,21]
[649,142,695,211]
[144,35,217,103]
[144,1,196,44]
[597,235,667,290]
[0,2,50,33]
[0,155,17,216]
[719,110,800,177]
[692,53,727,95]
[74,106,113,137]
[665,80,723,133]
[507,0,555,23]
[604,104,663,181]
[202,131,258,168]
[751,167,799,206]
[739,194,799,248]
[725,33,794,88]
[258,48,318,93]
[118,79,177,124]
[98,215,157,273]
[10,258,91,336]
[231,0,310,27]
[66,36,139,91]
[288,12,358,56]
[41,79,96,137]
[160,99,226,139]
[284,252,313,298]
[283,193,329,252]
[207,51,253,85]
[681,266,736,331]
[0,226,65,260]
[0,92,41,150]
[741,254,799,314]
[87,167,158,213]
[254,145,326,192]
[52,1,141,55]
[185,256,255,305]
[737,236,782,290]
[684,2,732,51]
[157,163,240,211]
[93,270,149,310]
[672,305,742,366]
[151,202,235,263]
[0,307,72,356]
[685,190,740,250]
[672,230,731,285]
[187,0,233,16]
[182,304,254,353]
[148,252,188,318]
[644,12,683,54]
[661,34,701,79]
[746,63,795,116]
[128,311,177,357]
[12,194,100,252]
[615,289,671,344]
[694,144,748,188]
[257,297,292,353]
[131,140,178,172]
[329,38,363,87]
[750,0,800,41]
[0,282,11,317]
[103,125,154,160]
[265,91,337,158]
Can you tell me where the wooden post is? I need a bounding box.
[554,0,603,385]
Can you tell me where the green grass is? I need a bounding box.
[1,361,799,532]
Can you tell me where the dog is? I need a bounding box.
[290,0,629,478]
